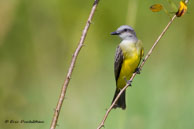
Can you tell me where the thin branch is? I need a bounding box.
[97,15,177,129]
[50,0,100,129]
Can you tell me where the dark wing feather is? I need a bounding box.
[114,46,123,81]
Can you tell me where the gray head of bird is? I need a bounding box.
[111,25,137,40]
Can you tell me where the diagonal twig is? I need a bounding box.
[50,0,100,129]
[97,14,177,129]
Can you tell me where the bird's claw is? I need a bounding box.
[135,67,141,74]
[127,80,132,86]
[124,77,132,86]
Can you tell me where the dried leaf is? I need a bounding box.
[150,4,163,12]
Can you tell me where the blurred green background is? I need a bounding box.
[0,0,194,129]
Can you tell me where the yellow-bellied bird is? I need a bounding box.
[111,25,144,109]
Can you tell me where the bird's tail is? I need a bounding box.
[111,88,126,110]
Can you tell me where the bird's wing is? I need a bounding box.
[139,40,144,61]
[137,40,144,66]
[141,47,144,59]
[114,45,124,81]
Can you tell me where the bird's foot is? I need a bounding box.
[127,80,132,86]
[135,67,141,74]
[124,77,132,86]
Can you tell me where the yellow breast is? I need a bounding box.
[116,40,142,89]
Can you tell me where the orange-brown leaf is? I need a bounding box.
[150,4,163,12]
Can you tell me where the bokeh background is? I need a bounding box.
[0,0,194,129]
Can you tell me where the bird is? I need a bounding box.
[111,25,144,109]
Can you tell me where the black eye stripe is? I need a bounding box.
[121,29,132,33]
[120,29,127,33]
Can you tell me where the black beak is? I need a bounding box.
[111,31,119,35]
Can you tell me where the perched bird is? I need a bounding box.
[111,25,144,109]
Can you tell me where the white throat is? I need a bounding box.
[119,39,137,51]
